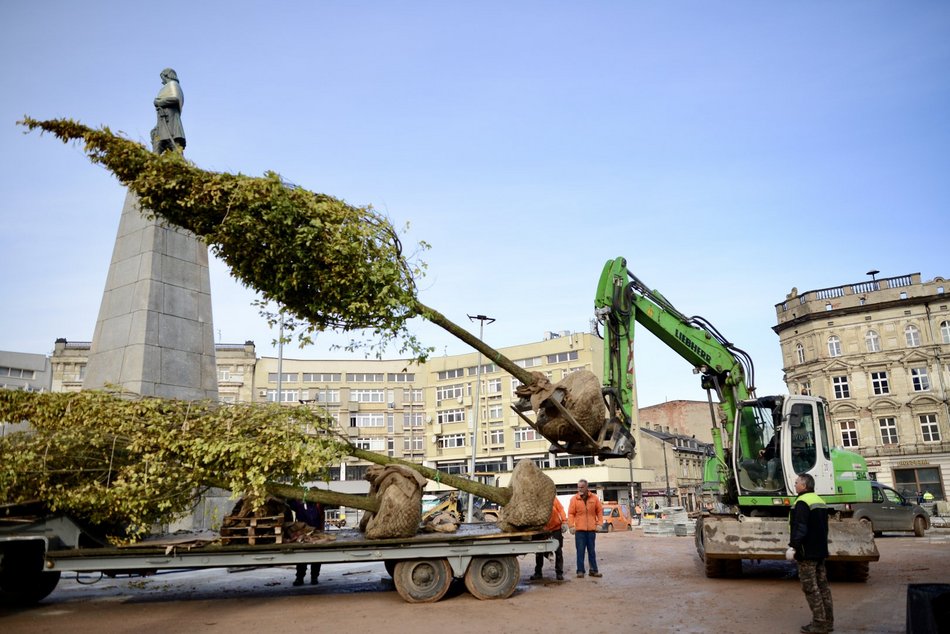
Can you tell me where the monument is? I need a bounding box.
[83,69,218,401]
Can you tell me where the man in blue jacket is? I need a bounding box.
[787,473,834,633]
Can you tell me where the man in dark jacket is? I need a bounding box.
[288,498,324,585]
[787,474,834,633]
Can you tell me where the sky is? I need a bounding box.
[1,1,948,407]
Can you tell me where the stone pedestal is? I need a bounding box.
[83,191,218,401]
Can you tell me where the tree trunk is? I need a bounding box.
[412,300,536,387]
[347,446,512,506]
[263,481,380,513]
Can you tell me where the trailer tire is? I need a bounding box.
[0,567,61,606]
[464,555,519,600]
[393,559,452,603]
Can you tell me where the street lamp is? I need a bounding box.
[466,314,495,523]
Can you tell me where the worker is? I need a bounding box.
[531,497,568,581]
[568,479,603,578]
[923,491,935,502]
[288,498,324,585]
[787,473,834,634]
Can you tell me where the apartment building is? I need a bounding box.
[47,330,738,509]
[0,349,52,392]
[774,272,950,499]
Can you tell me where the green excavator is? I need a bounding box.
[529,257,879,580]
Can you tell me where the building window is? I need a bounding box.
[437,368,465,380]
[800,381,811,396]
[403,411,425,429]
[832,375,850,399]
[266,389,298,402]
[827,336,842,358]
[267,372,298,383]
[941,321,950,344]
[350,389,384,403]
[349,413,385,428]
[839,420,859,448]
[865,330,881,353]
[546,350,579,364]
[905,325,921,347]
[485,378,502,395]
[870,371,889,395]
[302,372,341,382]
[388,372,415,382]
[484,428,505,446]
[467,363,498,376]
[893,467,944,501]
[403,388,423,403]
[354,437,386,451]
[346,372,384,382]
[310,388,340,403]
[515,356,543,368]
[437,408,466,424]
[878,417,899,445]
[514,426,539,448]
[487,404,504,420]
[796,343,805,364]
[436,383,466,401]
[437,433,467,449]
[919,414,941,442]
[911,367,931,392]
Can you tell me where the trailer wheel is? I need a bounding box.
[0,560,61,607]
[393,559,452,603]
[464,555,519,600]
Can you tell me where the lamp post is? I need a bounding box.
[466,314,495,523]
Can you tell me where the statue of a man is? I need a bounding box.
[150,68,185,153]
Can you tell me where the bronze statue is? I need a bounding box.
[151,68,185,153]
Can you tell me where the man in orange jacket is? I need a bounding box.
[568,479,603,578]
[531,497,568,581]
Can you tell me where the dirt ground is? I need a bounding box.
[3,528,949,634]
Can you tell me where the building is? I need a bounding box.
[47,331,731,509]
[0,349,52,392]
[774,272,950,500]
[639,428,713,511]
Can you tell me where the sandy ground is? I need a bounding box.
[3,528,948,634]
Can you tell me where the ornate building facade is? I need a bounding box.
[774,272,950,499]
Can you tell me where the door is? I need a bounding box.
[780,397,834,496]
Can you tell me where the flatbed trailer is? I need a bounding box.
[0,515,555,605]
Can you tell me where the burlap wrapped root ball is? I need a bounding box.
[518,370,605,445]
[359,464,427,539]
[498,459,556,532]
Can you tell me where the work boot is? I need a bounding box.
[292,578,304,587]
[310,577,319,585]
[800,622,831,633]
[576,572,585,578]
[530,573,543,581]
[589,571,603,578]
[556,573,564,581]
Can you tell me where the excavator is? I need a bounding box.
[523,257,879,580]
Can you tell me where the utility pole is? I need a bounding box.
[662,436,671,508]
[466,314,495,523]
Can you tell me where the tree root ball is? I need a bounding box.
[498,460,555,532]
[536,370,606,445]
[360,465,427,539]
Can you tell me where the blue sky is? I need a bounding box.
[1,1,948,407]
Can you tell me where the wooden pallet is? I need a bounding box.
[220,514,284,545]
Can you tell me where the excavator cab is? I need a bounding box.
[731,395,837,497]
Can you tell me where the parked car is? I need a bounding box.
[849,481,930,537]
[600,502,633,532]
